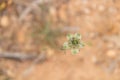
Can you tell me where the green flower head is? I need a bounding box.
[62,33,84,54]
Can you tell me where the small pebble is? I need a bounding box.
[98,5,105,11]
[107,43,114,49]
[46,47,55,58]
[0,16,10,27]
[84,8,90,14]
[81,0,88,5]
[106,50,117,58]
[108,7,117,14]
[49,7,56,16]
[91,56,98,64]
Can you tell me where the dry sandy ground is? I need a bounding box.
[0,0,120,80]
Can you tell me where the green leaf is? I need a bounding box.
[86,42,92,46]
[71,49,79,54]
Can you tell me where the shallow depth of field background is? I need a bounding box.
[0,0,120,80]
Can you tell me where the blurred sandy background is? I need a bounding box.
[0,0,120,80]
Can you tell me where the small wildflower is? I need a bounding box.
[62,33,85,54]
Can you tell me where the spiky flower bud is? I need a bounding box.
[62,33,85,54]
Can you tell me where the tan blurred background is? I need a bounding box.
[0,0,120,80]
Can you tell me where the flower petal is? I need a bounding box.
[74,33,81,39]
[71,49,79,54]
[63,42,69,49]
[67,34,73,40]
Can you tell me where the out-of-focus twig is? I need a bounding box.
[0,52,46,61]
[21,53,46,77]
[0,52,46,79]
[60,26,80,32]
[103,35,120,48]
[13,0,49,21]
